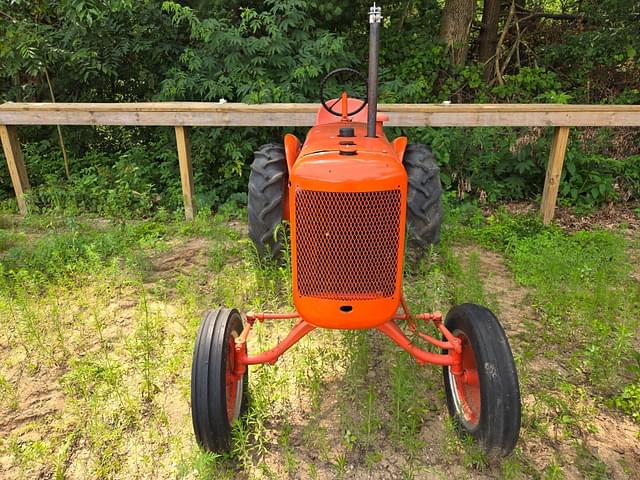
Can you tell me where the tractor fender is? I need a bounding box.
[284,133,301,174]
[392,136,408,162]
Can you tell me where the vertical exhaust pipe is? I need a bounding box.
[367,3,382,138]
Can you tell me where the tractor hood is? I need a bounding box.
[299,121,395,158]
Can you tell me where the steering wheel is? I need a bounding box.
[320,68,368,117]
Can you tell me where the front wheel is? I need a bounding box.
[191,308,248,452]
[442,303,521,457]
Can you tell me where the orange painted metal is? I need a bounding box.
[412,329,453,351]
[246,311,300,321]
[315,98,362,125]
[225,335,240,420]
[392,136,408,162]
[341,91,349,120]
[314,98,389,130]
[283,134,301,221]
[232,104,464,371]
[376,320,456,366]
[234,307,465,373]
[284,133,301,173]
[397,293,416,330]
[289,118,407,329]
[237,319,315,366]
[450,331,481,425]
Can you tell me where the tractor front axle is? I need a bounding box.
[231,302,463,380]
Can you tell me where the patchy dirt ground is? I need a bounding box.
[490,200,640,234]
[453,245,640,480]
[1,222,639,479]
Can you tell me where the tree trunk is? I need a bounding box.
[439,0,477,66]
[478,0,501,81]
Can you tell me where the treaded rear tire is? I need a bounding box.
[248,143,287,259]
[404,143,443,248]
[442,303,521,457]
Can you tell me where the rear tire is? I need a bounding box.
[191,308,248,452]
[404,143,443,247]
[248,144,287,259]
[442,303,521,457]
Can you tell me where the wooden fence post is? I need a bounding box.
[0,125,30,215]
[540,126,570,225]
[175,126,195,220]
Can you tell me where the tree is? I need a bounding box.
[159,0,355,102]
[439,0,477,66]
[0,1,183,103]
[478,0,502,81]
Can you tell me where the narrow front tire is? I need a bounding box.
[191,308,248,452]
[442,303,521,457]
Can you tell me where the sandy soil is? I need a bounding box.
[454,245,640,480]
[1,235,638,479]
[492,200,640,233]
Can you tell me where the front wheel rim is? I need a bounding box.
[225,332,243,422]
[448,330,481,429]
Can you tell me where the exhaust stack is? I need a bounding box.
[367,4,382,138]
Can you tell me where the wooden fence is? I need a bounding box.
[1,102,640,223]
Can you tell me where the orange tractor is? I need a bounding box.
[191,4,521,457]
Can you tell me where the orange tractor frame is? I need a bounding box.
[191,4,521,458]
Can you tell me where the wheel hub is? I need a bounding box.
[225,334,243,422]
[448,330,481,428]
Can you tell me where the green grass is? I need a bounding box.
[0,205,638,479]
[466,208,640,396]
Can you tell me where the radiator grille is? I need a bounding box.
[295,188,402,301]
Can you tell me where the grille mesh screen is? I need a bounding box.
[295,189,402,300]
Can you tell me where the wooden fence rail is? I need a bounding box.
[1,102,640,222]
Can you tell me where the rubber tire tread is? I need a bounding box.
[191,307,247,452]
[248,143,287,259]
[442,303,521,457]
[404,143,443,247]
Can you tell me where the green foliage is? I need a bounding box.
[613,381,640,423]
[0,136,176,216]
[159,0,355,102]
[0,0,181,102]
[492,68,565,103]
[400,125,640,210]
[0,217,168,287]
[543,1,640,102]
[0,0,187,207]
[1,0,639,213]
[561,153,640,210]
[480,217,639,393]
[470,209,547,252]
[561,154,616,209]
[406,127,549,202]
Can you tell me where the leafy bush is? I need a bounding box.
[403,127,550,202]
[492,67,566,103]
[26,145,175,218]
[614,382,640,423]
[470,210,547,252]
[1,0,638,215]
[561,152,640,210]
[159,0,355,102]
